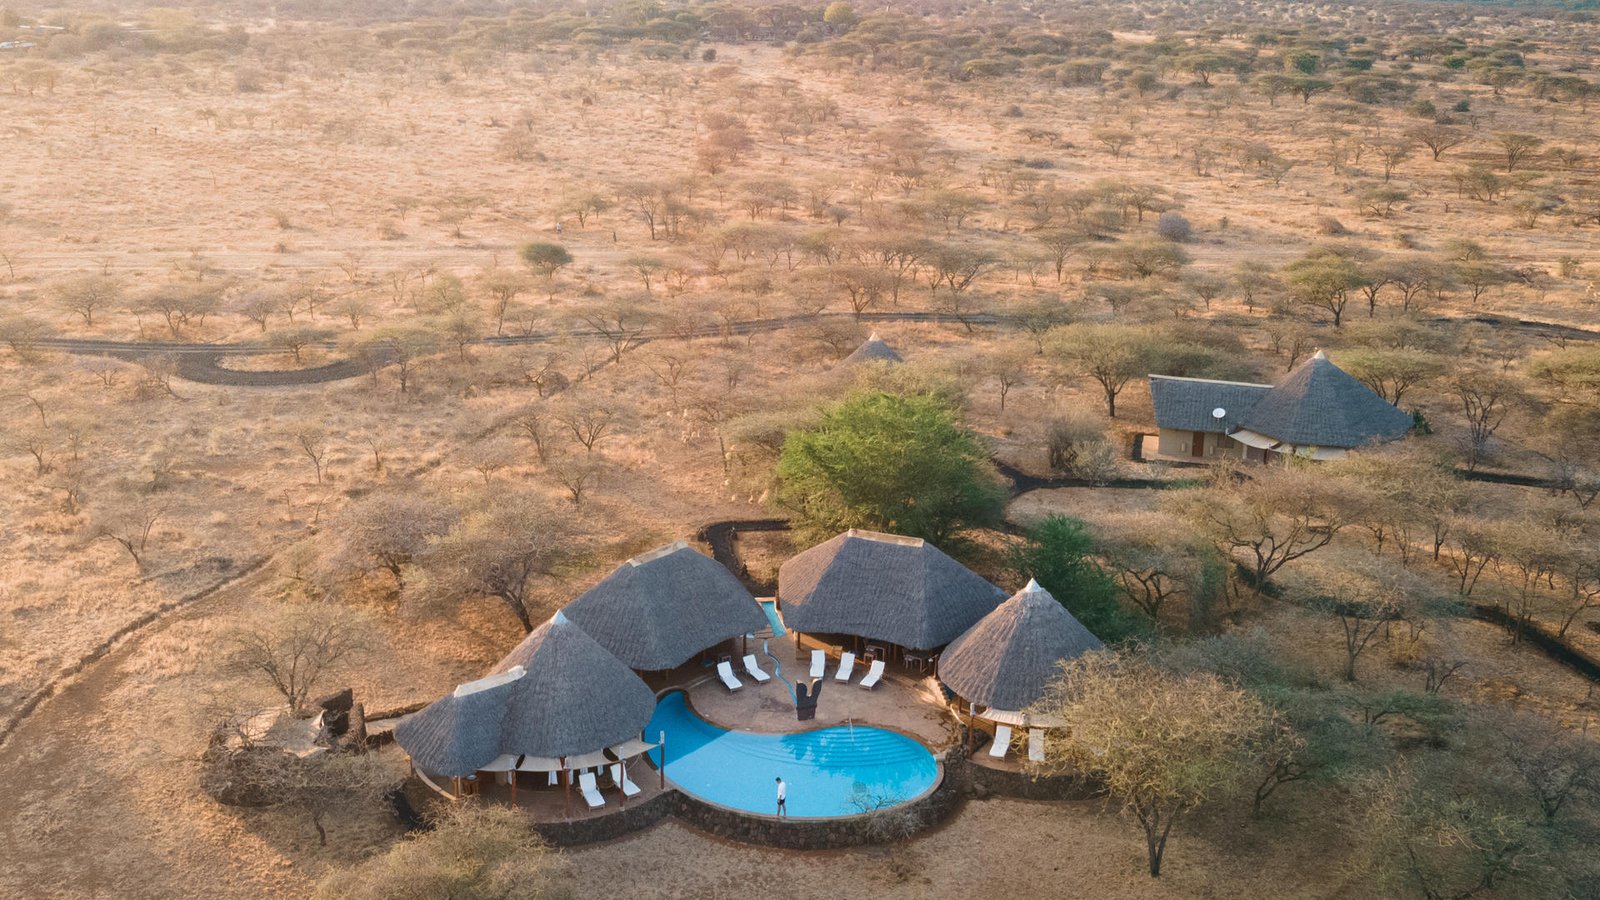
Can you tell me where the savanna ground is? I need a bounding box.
[2,0,1600,897]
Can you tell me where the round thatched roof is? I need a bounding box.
[843,331,904,365]
[1239,350,1414,449]
[939,579,1104,710]
[394,612,656,776]
[561,541,766,671]
[778,529,1006,650]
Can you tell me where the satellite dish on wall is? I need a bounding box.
[1212,408,1227,419]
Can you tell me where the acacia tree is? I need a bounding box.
[1451,370,1522,471]
[1283,248,1368,328]
[317,492,456,594]
[774,390,1006,545]
[52,275,122,326]
[1031,653,1280,877]
[1166,467,1351,598]
[313,805,570,899]
[1048,323,1158,418]
[222,605,368,716]
[1406,124,1468,161]
[1359,763,1551,899]
[412,493,571,632]
[1098,512,1226,630]
[1299,558,1422,681]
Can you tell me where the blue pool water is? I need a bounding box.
[646,692,938,818]
[758,599,786,637]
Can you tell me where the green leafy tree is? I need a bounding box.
[519,242,573,278]
[774,390,1006,545]
[1011,515,1144,643]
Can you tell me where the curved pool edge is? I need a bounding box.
[653,682,958,751]
[647,688,946,822]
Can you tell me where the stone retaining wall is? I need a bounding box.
[964,757,1099,802]
[527,789,680,848]
[671,755,967,850]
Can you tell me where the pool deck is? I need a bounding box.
[439,756,669,822]
[680,633,958,750]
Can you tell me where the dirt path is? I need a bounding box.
[39,311,1599,387]
[0,564,306,900]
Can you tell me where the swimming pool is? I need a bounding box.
[646,692,938,818]
[757,599,786,637]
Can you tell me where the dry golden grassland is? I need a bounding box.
[1,5,1599,898]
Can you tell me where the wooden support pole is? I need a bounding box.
[510,770,517,807]
[562,761,572,819]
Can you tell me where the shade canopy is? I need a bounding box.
[843,331,904,365]
[395,612,656,777]
[1238,350,1413,449]
[939,579,1104,710]
[562,540,766,671]
[778,529,1006,650]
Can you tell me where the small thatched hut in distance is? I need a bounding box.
[778,529,1006,652]
[938,579,1103,713]
[394,612,656,779]
[561,540,766,671]
[843,331,904,365]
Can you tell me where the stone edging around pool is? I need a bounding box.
[515,754,1098,850]
[654,687,946,819]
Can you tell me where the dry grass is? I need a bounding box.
[2,8,1599,899]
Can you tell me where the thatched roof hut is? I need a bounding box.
[938,579,1103,710]
[778,529,1006,650]
[562,540,766,671]
[394,612,655,777]
[843,331,904,365]
[1235,350,1414,452]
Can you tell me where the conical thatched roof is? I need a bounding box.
[778,529,1006,650]
[394,612,655,776]
[843,331,904,365]
[938,579,1104,710]
[1238,351,1413,449]
[562,541,766,671]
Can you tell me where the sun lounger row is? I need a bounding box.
[810,650,885,690]
[987,725,1047,762]
[717,655,775,692]
[569,764,642,810]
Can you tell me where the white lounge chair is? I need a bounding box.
[1028,728,1045,763]
[577,770,605,809]
[742,654,772,683]
[810,650,826,679]
[716,659,743,692]
[989,724,1012,759]
[834,651,856,682]
[612,763,641,798]
[859,659,886,690]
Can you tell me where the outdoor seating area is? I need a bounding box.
[680,631,951,746]
[393,531,1102,830]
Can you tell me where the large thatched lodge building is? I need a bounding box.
[1149,350,1415,462]
[393,528,1103,830]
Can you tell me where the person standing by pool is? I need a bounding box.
[775,777,787,818]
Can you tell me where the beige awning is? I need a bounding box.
[515,755,563,773]
[478,753,521,772]
[979,708,1067,729]
[608,738,659,760]
[1230,429,1348,461]
[564,749,613,770]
